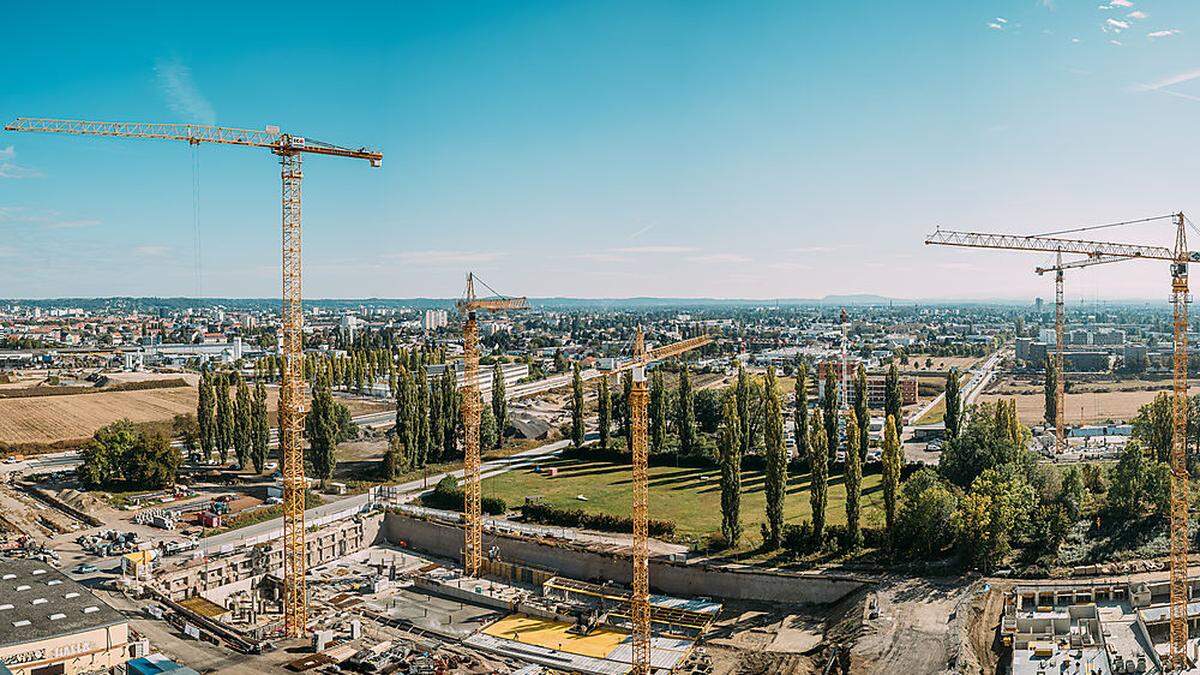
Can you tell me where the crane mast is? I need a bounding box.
[3,117,382,639]
[455,273,528,577]
[622,327,712,674]
[929,214,1193,667]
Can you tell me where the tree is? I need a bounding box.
[944,368,962,439]
[214,374,233,464]
[233,374,252,469]
[822,366,838,460]
[1132,393,1172,463]
[1060,465,1086,520]
[854,364,869,457]
[172,414,199,461]
[383,433,405,480]
[1043,355,1057,428]
[491,362,507,447]
[677,364,696,455]
[844,408,862,548]
[597,375,611,450]
[650,371,667,453]
[695,388,722,434]
[571,362,585,449]
[197,368,215,461]
[794,361,809,461]
[621,372,633,450]
[763,367,788,548]
[251,381,269,473]
[719,392,743,547]
[77,419,181,490]
[881,415,901,534]
[306,373,338,485]
[736,365,752,455]
[808,413,829,542]
[884,361,902,430]
[939,400,1032,488]
[954,467,1035,571]
[896,467,958,559]
[1108,440,1168,518]
[480,394,499,453]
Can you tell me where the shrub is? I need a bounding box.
[419,475,507,516]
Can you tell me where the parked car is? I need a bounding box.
[73,563,98,574]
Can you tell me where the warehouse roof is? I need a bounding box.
[0,558,126,649]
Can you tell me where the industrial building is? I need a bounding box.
[0,559,130,675]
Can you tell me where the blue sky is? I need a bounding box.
[2,1,1200,300]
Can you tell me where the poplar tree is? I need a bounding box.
[597,375,611,450]
[1043,355,1057,429]
[855,364,870,458]
[480,394,498,452]
[944,367,962,439]
[677,364,696,456]
[822,366,838,460]
[719,393,743,547]
[794,361,809,461]
[882,414,902,534]
[885,361,903,430]
[233,374,252,469]
[491,362,507,448]
[571,363,585,449]
[306,373,338,485]
[442,369,460,459]
[215,373,233,464]
[197,368,215,462]
[809,415,829,542]
[736,364,752,456]
[763,367,787,548]
[251,381,269,473]
[650,371,667,453]
[622,372,633,450]
[428,381,444,464]
[844,408,862,549]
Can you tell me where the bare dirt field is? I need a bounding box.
[902,355,982,373]
[979,386,1200,425]
[0,382,389,446]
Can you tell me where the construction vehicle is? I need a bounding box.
[455,273,528,577]
[926,212,1195,668]
[3,117,382,639]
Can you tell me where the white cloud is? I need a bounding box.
[1072,37,1082,43]
[609,245,697,254]
[1110,0,1133,6]
[133,245,170,257]
[1127,10,1147,19]
[154,58,216,125]
[628,224,653,239]
[1110,39,1123,45]
[387,250,507,266]
[988,22,1005,31]
[1106,18,1129,31]
[994,17,1008,24]
[0,207,96,229]
[0,146,43,180]
[686,253,752,264]
[1134,68,1200,102]
[1148,29,1181,38]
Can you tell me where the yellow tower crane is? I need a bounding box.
[455,273,528,577]
[926,213,1195,668]
[3,117,382,638]
[614,327,711,674]
[1033,253,1128,451]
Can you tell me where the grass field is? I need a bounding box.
[0,382,388,446]
[482,456,885,546]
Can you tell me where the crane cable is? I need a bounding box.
[1030,213,1177,238]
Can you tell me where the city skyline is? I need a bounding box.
[3,2,1200,300]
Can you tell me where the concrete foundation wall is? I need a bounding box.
[383,512,868,605]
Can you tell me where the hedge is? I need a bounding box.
[521,500,675,538]
[419,476,507,516]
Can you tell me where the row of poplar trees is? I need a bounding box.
[196,368,271,473]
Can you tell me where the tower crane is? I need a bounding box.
[926,213,1195,668]
[455,273,528,577]
[3,117,382,639]
[1032,254,1128,452]
[615,327,711,674]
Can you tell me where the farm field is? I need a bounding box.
[481,456,885,546]
[0,382,389,445]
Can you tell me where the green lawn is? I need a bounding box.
[482,457,884,547]
[914,397,946,425]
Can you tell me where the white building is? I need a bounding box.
[423,309,450,332]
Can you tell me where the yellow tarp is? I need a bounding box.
[483,613,628,658]
[179,595,228,619]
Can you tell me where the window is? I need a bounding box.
[12,620,30,627]
[49,613,65,621]
[47,580,62,586]
[31,598,47,605]
[64,592,79,599]
[0,604,12,611]
[1,574,15,580]
[15,585,30,591]
[31,569,46,576]
[82,606,99,614]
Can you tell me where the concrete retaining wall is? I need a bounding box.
[383,512,869,605]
